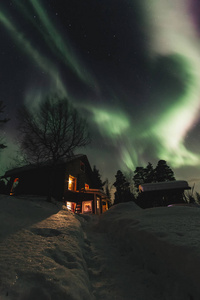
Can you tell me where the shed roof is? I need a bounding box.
[139,180,191,193]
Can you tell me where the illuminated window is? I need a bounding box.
[85,183,89,190]
[82,201,92,214]
[10,178,19,195]
[97,198,100,208]
[102,200,108,213]
[96,197,101,214]
[68,175,76,191]
[66,202,76,212]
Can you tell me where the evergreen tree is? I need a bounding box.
[133,163,154,191]
[92,165,105,190]
[154,160,175,182]
[145,162,155,183]
[104,178,111,199]
[133,160,176,208]
[114,170,132,204]
[133,167,146,191]
[104,178,112,208]
[133,160,175,190]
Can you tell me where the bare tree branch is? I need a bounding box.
[17,94,91,165]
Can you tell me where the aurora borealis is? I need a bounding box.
[1,0,200,187]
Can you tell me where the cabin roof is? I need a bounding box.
[2,154,88,178]
[139,180,191,193]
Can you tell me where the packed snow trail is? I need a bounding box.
[79,202,200,300]
[79,214,164,300]
[0,196,93,300]
[1,196,200,299]
[80,214,135,300]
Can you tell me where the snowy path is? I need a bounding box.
[80,215,163,300]
[81,203,200,300]
[1,197,200,299]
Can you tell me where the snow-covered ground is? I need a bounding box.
[0,195,92,300]
[1,196,200,299]
[99,202,200,299]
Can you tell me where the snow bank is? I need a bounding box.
[99,202,200,300]
[0,195,93,300]
[2,196,200,300]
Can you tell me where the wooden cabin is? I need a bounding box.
[138,180,191,208]
[2,154,110,215]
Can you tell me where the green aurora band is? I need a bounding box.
[144,0,200,168]
[1,0,200,175]
[16,0,97,90]
[0,10,67,100]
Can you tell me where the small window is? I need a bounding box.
[68,175,76,191]
[82,201,92,214]
[85,183,89,190]
[80,161,85,172]
[102,200,108,213]
[66,202,76,213]
[10,178,19,195]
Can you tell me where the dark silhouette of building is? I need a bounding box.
[2,154,110,214]
[138,180,191,208]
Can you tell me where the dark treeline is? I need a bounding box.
[0,96,197,207]
[113,160,180,208]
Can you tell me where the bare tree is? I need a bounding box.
[18,95,90,165]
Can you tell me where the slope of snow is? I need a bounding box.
[1,196,200,299]
[99,202,200,300]
[0,195,93,300]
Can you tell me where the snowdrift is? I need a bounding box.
[99,202,200,300]
[0,195,93,300]
[1,195,200,300]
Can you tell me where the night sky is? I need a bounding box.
[1,0,200,190]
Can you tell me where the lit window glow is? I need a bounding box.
[10,178,19,195]
[66,201,76,212]
[85,183,89,190]
[68,175,76,191]
[82,201,92,214]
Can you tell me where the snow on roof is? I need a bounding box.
[139,180,191,192]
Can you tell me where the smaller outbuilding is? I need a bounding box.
[138,180,191,208]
